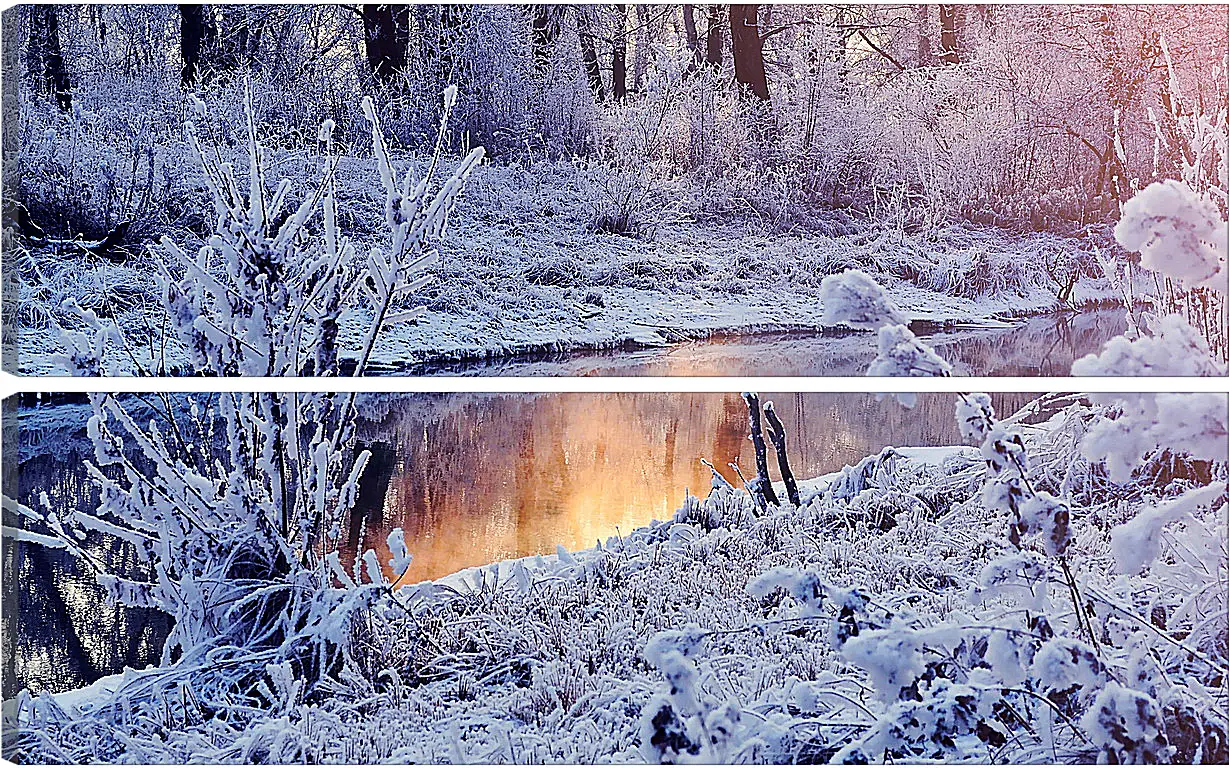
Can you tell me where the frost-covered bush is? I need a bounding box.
[571,156,683,238]
[731,394,1225,764]
[820,269,951,397]
[15,99,187,244]
[57,82,483,378]
[668,342,1226,766]
[825,261,1226,763]
[1085,92,1228,363]
[1116,180,1228,292]
[1070,154,1228,616]
[818,268,906,330]
[4,85,485,758]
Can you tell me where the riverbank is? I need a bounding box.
[11,168,1121,376]
[343,271,1119,376]
[11,400,1225,763]
[382,308,1128,377]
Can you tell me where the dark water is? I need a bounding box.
[6,391,1039,697]
[403,310,1126,377]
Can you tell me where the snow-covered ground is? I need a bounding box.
[11,152,1122,376]
[10,398,1225,764]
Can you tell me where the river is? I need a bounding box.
[399,309,1126,376]
[5,391,1042,696]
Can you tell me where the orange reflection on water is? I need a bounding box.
[354,392,1034,584]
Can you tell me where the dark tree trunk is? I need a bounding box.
[705,5,723,66]
[632,4,650,92]
[362,4,411,85]
[577,8,606,101]
[915,4,933,67]
[91,5,107,55]
[612,5,628,101]
[217,6,263,70]
[682,5,702,72]
[179,4,211,87]
[1095,8,1140,204]
[742,393,780,509]
[938,4,960,64]
[763,402,801,507]
[31,5,71,110]
[730,4,768,100]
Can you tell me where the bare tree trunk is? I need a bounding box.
[30,5,72,110]
[612,5,628,101]
[730,4,768,100]
[915,4,934,67]
[705,5,723,66]
[179,4,212,87]
[1094,8,1135,205]
[938,4,960,64]
[361,3,411,85]
[763,402,801,507]
[682,5,702,71]
[742,393,780,508]
[217,6,264,71]
[91,5,107,59]
[633,4,650,92]
[576,7,606,101]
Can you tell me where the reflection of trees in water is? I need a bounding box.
[14,392,1041,693]
[934,311,1127,376]
[352,392,1038,583]
[6,451,171,698]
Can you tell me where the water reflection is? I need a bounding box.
[350,392,1035,583]
[10,391,1035,695]
[403,310,1126,377]
[4,442,172,699]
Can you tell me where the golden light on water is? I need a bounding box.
[355,392,1036,583]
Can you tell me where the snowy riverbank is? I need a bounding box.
[12,206,1120,375]
[14,401,1225,763]
[343,272,1118,375]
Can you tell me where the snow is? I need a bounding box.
[387,527,413,577]
[1080,390,1229,483]
[1110,481,1227,574]
[892,446,969,465]
[1114,179,1227,293]
[818,268,909,329]
[13,170,1128,376]
[839,628,925,702]
[1081,683,1171,764]
[956,393,995,445]
[48,667,155,717]
[13,399,1228,763]
[1071,313,1225,378]
[1031,637,1107,694]
[866,323,953,380]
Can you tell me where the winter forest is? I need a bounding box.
[1,2,1228,766]
[3,2,1226,374]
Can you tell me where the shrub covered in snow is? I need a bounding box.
[4,391,1226,764]
[5,86,485,756]
[819,269,951,396]
[1115,180,1227,292]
